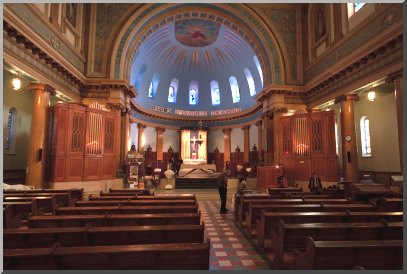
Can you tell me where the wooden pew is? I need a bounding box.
[3,205,22,229]
[4,241,210,270]
[322,188,345,198]
[245,203,376,235]
[4,196,57,214]
[75,199,197,207]
[88,195,137,201]
[91,194,197,201]
[4,188,84,201]
[287,193,331,199]
[267,187,303,195]
[136,194,196,200]
[28,212,201,228]
[377,197,403,211]
[256,211,403,249]
[56,205,199,215]
[272,220,403,269]
[109,188,151,195]
[4,192,73,207]
[3,200,39,218]
[294,237,403,269]
[4,224,205,248]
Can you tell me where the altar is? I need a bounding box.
[180,127,208,165]
[180,163,216,170]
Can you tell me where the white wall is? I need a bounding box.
[231,127,244,152]
[3,70,34,170]
[208,129,224,152]
[354,87,400,172]
[130,123,138,149]
[163,129,179,153]
[143,126,157,151]
[249,124,258,151]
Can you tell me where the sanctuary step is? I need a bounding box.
[176,168,220,189]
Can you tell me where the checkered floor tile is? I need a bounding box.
[198,200,271,270]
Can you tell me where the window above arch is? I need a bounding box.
[168,78,179,103]
[244,68,256,96]
[148,73,160,98]
[360,116,371,157]
[253,55,263,88]
[189,80,199,105]
[135,64,147,91]
[210,80,220,106]
[229,76,240,103]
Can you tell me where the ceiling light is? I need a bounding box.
[12,71,21,91]
[368,90,375,102]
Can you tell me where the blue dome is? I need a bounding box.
[130,19,264,121]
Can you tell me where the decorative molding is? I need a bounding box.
[334,94,359,104]
[152,105,171,113]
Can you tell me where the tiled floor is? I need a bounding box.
[198,199,271,270]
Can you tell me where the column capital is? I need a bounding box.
[388,70,403,82]
[106,103,127,112]
[156,127,165,133]
[334,94,359,104]
[222,128,231,134]
[241,125,250,131]
[137,123,146,129]
[255,120,263,126]
[271,107,288,114]
[28,83,56,96]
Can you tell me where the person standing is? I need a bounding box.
[218,169,229,213]
[308,172,322,193]
[277,172,288,188]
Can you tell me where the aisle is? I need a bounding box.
[198,199,271,270]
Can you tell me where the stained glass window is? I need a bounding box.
[210,80,220,105]
[168,78,179,103]
[189,81,199,105]
[5,107,17,154]
[360,116,371,157]
[253,55,263,88]
[244,68,256,96]
[229,76,240,103]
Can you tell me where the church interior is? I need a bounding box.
[2,3,404,270]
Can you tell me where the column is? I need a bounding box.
[223,128,231,166]
[262,112,272,165]
[242,125,250,163]
[120,109,131,168]
[137,123,146,151]
[156,127,165,161]
[392,73,403,170]
[26,83,55,188]
[335,94,359,182]
[107,104,123,175]
[256,120,263,163]
[271,107,287,165]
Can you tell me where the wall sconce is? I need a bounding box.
[368,90,375,102]
[12,71,21,91]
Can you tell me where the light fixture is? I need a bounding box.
[12,71,21,91]
[368,90,375,101]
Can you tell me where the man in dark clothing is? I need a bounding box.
[218,169,229,213]
[308,172,322,193]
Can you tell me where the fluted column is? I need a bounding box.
[26,83,55,188]
[392,73,403,170]
[156,127,165,161]
[242,125,250,163]
[335,94,359,182]
[223,128,231,165]
[137,123,146,151]
[271,107,287,165]
[255,120,263,163]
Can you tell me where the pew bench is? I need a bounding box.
[109,188,151,195]
[256,211,403,250]
[88,195,137,201]
[271,220,403,269]
[56,205,199,215]
[4,224,205,248]
[377,197,403,211]
[3,205,22,229]
[3,200,39,218]
[4,241,210,270]
[28,212,201,228]
[75,199,197,207]
[4,188,84,201]
[267,187,303,195]
[4,196,57,214]
[294,238,402,269]
[4,192,74,207]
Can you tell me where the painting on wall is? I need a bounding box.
[175,19,220,47]
[66,3,77,28]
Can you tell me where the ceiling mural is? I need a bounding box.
[175,19,221,47]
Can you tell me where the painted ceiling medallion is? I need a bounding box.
[175,19,220,47]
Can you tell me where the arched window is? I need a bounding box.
[229,76,240,103]
[189,80,199,105]
[135,64,147,91]
[244,68,256,96]
[168,78,179,103]
[347,3,365,18]
[5,107,17,154]
[148,73,160,98]
[210,80,220,105]
[253,55,263,87]
[360,116,371,157]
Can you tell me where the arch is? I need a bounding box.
[108,3,287,86]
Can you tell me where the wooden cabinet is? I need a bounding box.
[47,103,117,182]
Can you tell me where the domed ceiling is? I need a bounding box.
[130,18,265,126]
